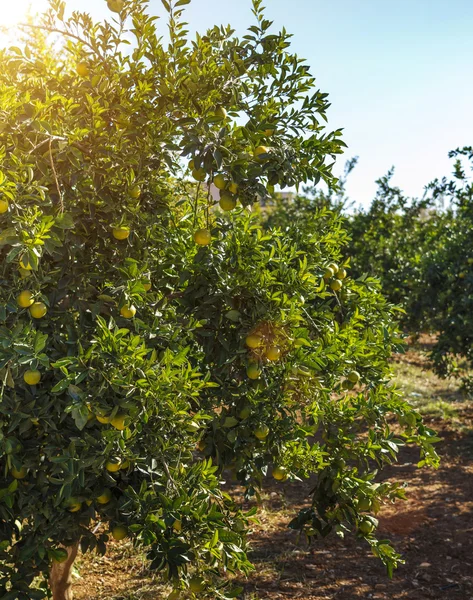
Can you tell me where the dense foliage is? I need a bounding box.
[0,1,439,598]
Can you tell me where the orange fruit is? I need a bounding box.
[219,193,236,211]
[215,106,228,119]
[19,258,33,271]
[189,577,205,593]
[129,185,141,199]
[265,346,281,361]
[254,146,269,160]
[110,414,127,430]
[347,370,360,383]
[111,525,128,541]
[337,268,347,279]
[112,227,130,240]
[330,279,342,291]
[192,168,206,182]
[11,466,27,479]
[17,290,34,308]
[213,174,227,190]
[29,302,47,319]
[246,334,263,349]
[228,182,239,194]
[24,370,41,385]
[96,489,113,505]
[66,499,82,513]
[0,198,9,213]
[107,0,124,12]
[76,62,89,77]
[247,364,261,380]
[106,458,122,472]
[272,466,288,481]
[120,304,136,319]
[254,424,269,440]
[194,229,211,246]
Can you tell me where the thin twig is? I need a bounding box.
[49,138,64,213]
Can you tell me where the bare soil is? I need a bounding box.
[74,341,473,599]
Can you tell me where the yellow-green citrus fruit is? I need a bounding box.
[112,226,130,240]
[0,198,9,213]
[264,128,276,136]
[192,168,206,182]
[120,460,130,470]
[342,379,355,390]
[110,414,127,430]
[19,258,33,271]
[358,518,375,535]
[173,519,182,532]
[24,370,41,386]
[272,466,288,481]
[239,406,251,420]
[219,193,236,211]
[52,548,69,564]
[358,497,372,511]
[67,499,82,513]
[17,290,34,308]
[330,279,342,291]
[111,525,128,541]
[167,591,180,600]
[107,0,124,12]
[106,458,122,472]
[328,262,339,274]
[215,106,228,119]
[143,279,152,291]
[76,62,89,77]
[213,174,227,190]
[19,268,32,279]
[96,489,113,505]
[246,334,263,349]
[254,145,269,160]
[96,414,112,424]
[188,159,195,170]
[29,302,47,319]
[120,304,136,319]
[347,370,361,383]
[11,466,27,479]
[194,229,212,246]
[323,267,334,280]
[247,364,261,380]
[337,268,347,279]
[228,181,239,194]
[188,577,205,593]
[254,424,269,440]
[265,346,281,361]
[129,185,141,199]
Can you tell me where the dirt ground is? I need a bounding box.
[74,340,473,599]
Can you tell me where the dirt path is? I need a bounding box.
[74,345,473,599]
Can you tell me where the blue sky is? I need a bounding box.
[4,0,473,206]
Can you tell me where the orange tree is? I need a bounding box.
[0,0,439,598]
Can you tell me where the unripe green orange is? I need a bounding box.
[215,106,228,119]
[120,304,136,319]
[29,302,47,318]
[11,466,27,479]
[188,577,205,593]
[219,193,236,211]
[106,458,122,472]
[265,346,281,361]
[129,185,141,199]
[0,198,9,213]
[112,227,130,240]
[194,229,212,246]
[254,145,269,160]
[107,0,124,13]
[330,279,343,291]
[272,465,288,481]
[213,174,227,190]
[347,370,361,383]
[66,499,82,513]
[254,424,269,440]
[246,334,263,349]
[24,370,41,385]
[96,489,113,505]
[111,525,128,541]
[110,414,127,430]
[337,268,347,279]
[192,168,206,182]
[228,182,238,194]
[17,290,34,308]
[76,62,89,77]
[247,364,261,380]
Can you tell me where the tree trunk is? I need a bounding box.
[49,543,79,600]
